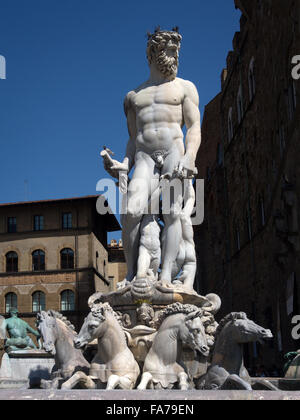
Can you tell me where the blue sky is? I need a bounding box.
[0,0,241,211]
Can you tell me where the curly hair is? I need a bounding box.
[37,310,76,334]
[156,302,202,328]
[91,302,117,322]
[146,30,182,65]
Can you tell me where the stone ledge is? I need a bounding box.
[0,390,299,400]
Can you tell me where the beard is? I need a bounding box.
[155,50,178,80]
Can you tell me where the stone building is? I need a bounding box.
[0,195,120,338]
[195,0,300,371]
[107,239,127,291]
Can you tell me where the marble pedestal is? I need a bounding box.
[0,350,55,388]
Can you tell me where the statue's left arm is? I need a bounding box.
[177,81,201,176]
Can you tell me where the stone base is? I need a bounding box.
[0,379,29,389]
[0,350,55,388]
[278,379,300,391]
[0,390,299,400]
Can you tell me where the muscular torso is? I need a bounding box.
[128,78,186,156]
[6,319,27,338]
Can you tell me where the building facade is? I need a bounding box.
[0,195,120,339]
[107,239,127,291]
[195,0,300,372]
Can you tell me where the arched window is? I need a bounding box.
[234,224,241,252]
[248,58,256,102]
[237,85,244,124]
[32,250,45,272]
[61,290,75,311]
[5,292,17,313]
[6,252,18,273]
[257,196,266,229]
[32,291,46,312]
[60,248,74,270]
[228,107,234,142]
[245,209,252,242]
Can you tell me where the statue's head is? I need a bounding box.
[146,27,182,80]
[137,303,155,327]
[9,308,18,317]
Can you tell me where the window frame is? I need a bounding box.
[62,212,73,230]
[60,289,75,312]
[228,107,234,142]
[6,251,18,273]
[237,85,244,124]
[32,249,46,272]
[60,248,75,270]
[32,291,46,312]
[34,215,44,232]
[5,292,18,314]
[7,217,17,233]
[248,57,256,102]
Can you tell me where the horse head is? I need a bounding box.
[74,302,115,349]
[179,309,210,358]
[36,310,58,355]
[220,312,273,345]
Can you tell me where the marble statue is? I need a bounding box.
[71,28,276,393]
[101,27,201,290]
[36,310,90,389]
[197,312,277,391]
[1,308,41,353]
[137,303,214,390]
[61,302,140,390]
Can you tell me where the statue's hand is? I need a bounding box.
[103,158,129,179]
[174,155,196,179]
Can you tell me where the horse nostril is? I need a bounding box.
[201,346,209,353]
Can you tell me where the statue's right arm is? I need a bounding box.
[123,92,137,173]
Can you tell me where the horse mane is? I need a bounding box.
[156,302,218,348]
[47,310,77,334]
[156,302,202,329]
[214,312,248,345]
[91,302,125,330]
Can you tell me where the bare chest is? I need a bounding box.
[133,82,184,111]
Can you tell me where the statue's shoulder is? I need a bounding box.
[176,78,198,94]
[176,78,199,105]
[124,89,137,115]
[124,81,148,114]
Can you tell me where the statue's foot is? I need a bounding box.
[158,280,173,289]
[172,279,183,286]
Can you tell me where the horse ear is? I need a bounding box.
[185,310,201,321]
[88,292,103,309]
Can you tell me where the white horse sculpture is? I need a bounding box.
[37,310,90,389]
[137,303,212,390]
[61,302,140,390]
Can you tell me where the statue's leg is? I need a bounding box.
[160,201,183,285]
[40,378,60,390]
[178,372,189,390]
[26,336,37,349]
[160,150,184,285]
[137,372,153,390]
[61,372,96,390]
[220,374,252,390]
[137,245,151,279]
[177,214,197,289]
[119,375,135,390]
[106,375,121,390]
[122,154,159,282]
